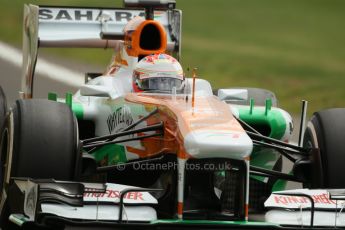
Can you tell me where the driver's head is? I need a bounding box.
[132,53,184,93]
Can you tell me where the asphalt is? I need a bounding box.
[0,53,90,107]
[0,56,21,106]
[0,62,79,107]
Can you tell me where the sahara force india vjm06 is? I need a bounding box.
[0,0,345,229]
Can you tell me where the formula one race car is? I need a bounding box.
[0,0,345,229]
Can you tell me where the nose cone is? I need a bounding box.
[184,130,253,160]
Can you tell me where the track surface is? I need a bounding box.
[0,41,102,106]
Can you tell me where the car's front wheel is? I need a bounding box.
[7,99,79,180]
[303,108,345,188]
[0,99,80,228]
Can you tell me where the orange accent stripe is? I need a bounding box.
[177,202,183,215]
[191,69,196,108]
[178,150,190,160]
[121,59,128,66]
[244,156,250,161]
[245,204,249,220]
[125,146,149,158]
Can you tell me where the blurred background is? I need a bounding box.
[1,0,345,116]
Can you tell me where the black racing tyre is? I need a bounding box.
[0,86,7,132]
[10,99,80,180]
[1,99,80,183]
[214,87,278,107]
[303,108,345,188]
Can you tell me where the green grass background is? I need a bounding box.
[1,0,345,115]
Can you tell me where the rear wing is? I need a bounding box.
[22,2,182,98]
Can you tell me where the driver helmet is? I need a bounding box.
[132,53,184,93]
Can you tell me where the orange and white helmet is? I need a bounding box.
[132,53,184,92]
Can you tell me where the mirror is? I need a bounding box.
[217,89,248,101]
[80,85,112,97]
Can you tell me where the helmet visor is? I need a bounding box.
[134,71,184,92]
[138,77,183,92]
